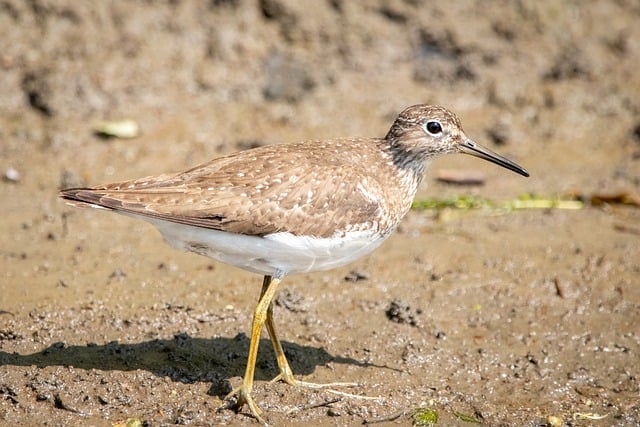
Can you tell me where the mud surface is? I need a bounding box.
[1,1,639,426]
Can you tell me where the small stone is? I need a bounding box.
[344,270,369,282]
[3,167,20,182]
[94,119,140,139]
[547,415,563,427]
[327,407,342,416]
[385,299,422,327]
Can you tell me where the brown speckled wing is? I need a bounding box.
[60,139,396,238]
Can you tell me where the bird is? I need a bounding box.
[60,104,529,424]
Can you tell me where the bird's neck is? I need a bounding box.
[384,137,429,180]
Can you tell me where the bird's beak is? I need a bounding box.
[459,138,529,177]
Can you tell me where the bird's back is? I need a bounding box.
[60,138,421,240]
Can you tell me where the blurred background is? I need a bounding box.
[1,1,637,195]
[1,1,638,425]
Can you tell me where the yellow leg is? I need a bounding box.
[224,275,281,424]
[223,275,359,424]
[264,286,358,389]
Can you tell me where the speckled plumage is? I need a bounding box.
[62,106,520,242]
[62,137,410,239]
[60,104,529,422]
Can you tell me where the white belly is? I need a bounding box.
[142,217,390,276]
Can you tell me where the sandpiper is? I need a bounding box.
[60,105,529,423]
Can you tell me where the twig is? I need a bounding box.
[286,397,341,415]
[363,409,408,424]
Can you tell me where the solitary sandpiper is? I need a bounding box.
[60,104,529,424]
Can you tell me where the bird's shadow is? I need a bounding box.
[0,333,376,398]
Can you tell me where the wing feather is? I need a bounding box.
[60,139,392,238]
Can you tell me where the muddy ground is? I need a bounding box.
[1,1,639,426]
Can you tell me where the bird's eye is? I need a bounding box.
[424,121,442,135]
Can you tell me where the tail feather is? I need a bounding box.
[59,188,113,210]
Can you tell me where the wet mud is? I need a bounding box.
[1,1,639,425]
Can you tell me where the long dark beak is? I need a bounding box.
[460,139,529,177]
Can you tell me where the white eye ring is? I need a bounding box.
[423,120,443,135]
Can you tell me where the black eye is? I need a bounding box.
[424,121,442,135]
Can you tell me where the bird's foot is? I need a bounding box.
[270,370,359,389]
[220,383,268,425]
[270,371,382,401]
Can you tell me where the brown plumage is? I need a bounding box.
[61,106,481,238]
[61,138,410,238]
[59,105,529,423]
